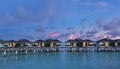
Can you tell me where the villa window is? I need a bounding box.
[100,42,104,46]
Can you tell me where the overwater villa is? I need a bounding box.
[83,39,94,47]
[0,38,120,54]
[17,39,32,47]
[96,38,112,47]
[4,40,17,47]
[44,39,61,47]
[66,39,76,47]
[66,38,94,47]
[34,40,44,47]
[0,38,119,48]
[114,39,120,47]
[53,39,61,46]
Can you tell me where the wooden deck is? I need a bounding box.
[0,46,120,56]
[0,46,120,52]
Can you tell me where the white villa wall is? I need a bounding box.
[0,44,4,47]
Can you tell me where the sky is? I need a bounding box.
[0,0,120,41]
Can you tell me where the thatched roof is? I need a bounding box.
[45,39,54,42]
[74,38,83,42]
[83,39,93,42]
[6,40,17,43]
[18,39,31,43]
[97,38,112,43]
[114,39,120,42]
[45,39,61,43]
[66,38,83,43]
[66,39,76,43]
[35,40,44,42]
[0,39,5,43]
[53,39,61,43]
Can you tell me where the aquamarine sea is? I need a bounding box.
[0,52,120,69]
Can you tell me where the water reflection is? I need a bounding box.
[0,52,120,69]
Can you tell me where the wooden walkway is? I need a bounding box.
[0,47,120,52]
[0,47,120,56]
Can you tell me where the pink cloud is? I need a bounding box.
[92,31,112,40]
[69,34,80,40]
[111,36,120,40]
[48,32,60,37]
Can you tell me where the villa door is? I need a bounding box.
[70,43,74,46]
[38,43,42,47]
[85,42,89,46]
[40,43,42,47]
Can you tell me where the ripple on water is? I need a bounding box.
[0,52,120,69]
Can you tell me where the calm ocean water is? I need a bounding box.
[0,52,120,69]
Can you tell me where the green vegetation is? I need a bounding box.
[110,42,115,47]
[45,42,50,47]
[15,43,21,47]
[15,43,29,47]
[76,43,83,47]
